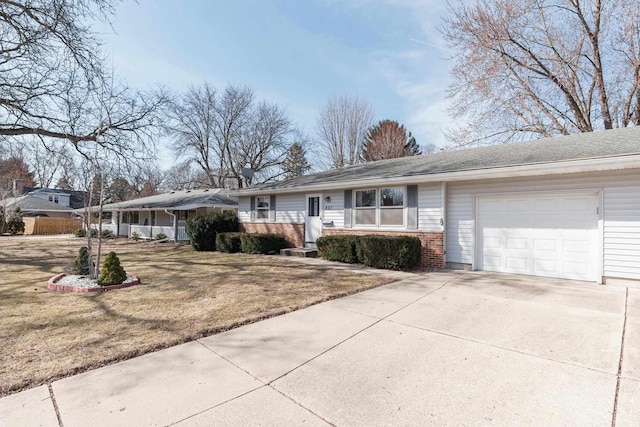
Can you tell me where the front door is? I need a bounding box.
[305,194,322,248]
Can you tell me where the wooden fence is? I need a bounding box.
[23,217,83,235]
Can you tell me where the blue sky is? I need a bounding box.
[97,0,453,167]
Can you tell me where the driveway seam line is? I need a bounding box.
[267,273,465,386]
[267,384,337,426]
[165,385,268,427]
[386,319,618,377]
[47,383,64,427]
[195,340,269,385]
[611,287,629,427]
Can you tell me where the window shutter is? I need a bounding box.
[250,196,256,222]
[269,195,276,222]
[407,185,418,229]
[344,190,352,228]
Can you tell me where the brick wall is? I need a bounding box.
[240,222,305,248]
[323,229,445,269]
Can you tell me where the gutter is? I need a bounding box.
[229,154,640,196]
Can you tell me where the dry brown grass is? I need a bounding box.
[0,236,392,396]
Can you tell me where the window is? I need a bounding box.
[353,187,406,227]
[256,196,270,220]
[355,189,377,226]
[380,187,404,226]
[48,195,59,204]
[308,197,320,217]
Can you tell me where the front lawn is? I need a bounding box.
[0,236,392,396]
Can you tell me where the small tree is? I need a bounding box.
[72,247,91,275]
[97,252,127,287]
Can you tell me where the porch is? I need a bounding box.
[100,223,189,241]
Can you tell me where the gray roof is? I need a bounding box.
[1,195,75,212]
[238,126,640,193]
[100,189,238,211]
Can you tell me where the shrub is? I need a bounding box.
[240,233,287,254]
[90,228,98,238]
[356,235,421,270]
[316,235,359,263]
[216,232,243,253]
[5,209,24,235]
[97,251,127,286]
[72,246,91,275]
[155,233,168,241]
[74,228,86,237]
[186,211,239,251]
[131,231,140,241]
[101,229,114,239]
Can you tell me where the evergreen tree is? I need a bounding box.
[98,252,127,286]
[361,120,422,162]
[72,247,91,275]
[283,142,311,179]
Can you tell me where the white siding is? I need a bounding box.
[418,183,442,231]
[446,169,640,280]
[275,193,305,223]
[238,196,251,223]
[323,191,344,228]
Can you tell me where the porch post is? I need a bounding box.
[173,210,178,242]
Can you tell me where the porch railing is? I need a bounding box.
[129,225,188,241]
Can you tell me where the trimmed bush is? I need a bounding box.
[90,228,98,238]
[216,232,243,253]
[131,231,140,241]
[74,228,86,237]
[101,229,114,239]
[316,235,359,263]
[356,235,421,270]
[240,233,286,254]
[155,233,168,241]
[186,211,239,251]
[71,246,91,275]
[98,251,127,286]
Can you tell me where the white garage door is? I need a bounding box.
[477,193,599,281]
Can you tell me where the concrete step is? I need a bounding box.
[280,248,318,258]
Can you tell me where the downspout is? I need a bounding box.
[440,182,447,268]
[165,209,177,242]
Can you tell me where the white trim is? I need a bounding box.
[231,154,640,196]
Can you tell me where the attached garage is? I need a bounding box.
[476,193,600,282]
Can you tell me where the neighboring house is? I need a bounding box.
[12,181,90,210]
[231,126,640,285]
[92,189,238,241]
[0,194,76,218]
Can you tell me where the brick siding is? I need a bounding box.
[240,222,305,248]
[322,229,445,269]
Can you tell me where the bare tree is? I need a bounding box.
[361,120,421,162]
[316,95,374,168]
[443,0,640,147]
[167,84,292,189]
[0,0,166,159]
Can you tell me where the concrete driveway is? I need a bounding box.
[2,268,639,426]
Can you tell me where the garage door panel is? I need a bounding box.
[533,239,557,252]
[534,198,559,212]
[506,257,529,272]
[533,259,558,274]
[478,193,598,282]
